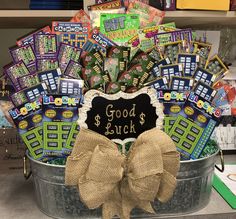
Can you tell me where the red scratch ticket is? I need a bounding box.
[70,10,91,23]
[16,26,51,49]
[52,21,90,48]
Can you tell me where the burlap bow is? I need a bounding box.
[65,128,180,219]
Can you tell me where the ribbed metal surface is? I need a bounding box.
[28,150,219,218]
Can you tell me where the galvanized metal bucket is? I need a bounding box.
[24,149,224,219]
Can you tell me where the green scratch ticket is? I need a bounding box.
[100,14,140,45]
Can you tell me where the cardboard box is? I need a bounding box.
[231,0,236,10]
[176,0,230,11]
[0,128,25,173]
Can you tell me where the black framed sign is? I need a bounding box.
[78,87,164,145]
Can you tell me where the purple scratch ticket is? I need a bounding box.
[17,73,40,90]
[9,45,36,73]
[17,26,51,49]
[10,90,28,107]
[34,34,57,59]
[154,29,193,51]
[57,43,82,73]
[4,61,30,91]
[36,58,59,72]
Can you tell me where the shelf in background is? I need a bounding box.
[164,10,236,27]
[0,10,236,28]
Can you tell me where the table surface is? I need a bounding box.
[0,155,236,219]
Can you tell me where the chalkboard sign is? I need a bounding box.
[78,87,164,145]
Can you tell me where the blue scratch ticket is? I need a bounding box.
[160,64,183,81]
[151,57,171,78]
[193,67,217,86]
[37,68,62,93]
[212,87,229,108]
[58,78,84,96]
[193,81,217,102]
[23,83,48,103]
[83,28,117,56]
[170,76,194,91]
[145,76,169,90]
[178,54,199,77]
[169,92,222,159]
[157,90,189,134]
[42,95,81,156]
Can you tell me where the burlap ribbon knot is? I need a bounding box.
[65,128,180,219]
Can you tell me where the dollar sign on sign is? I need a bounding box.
[139,112,145,125]
[94,114,101,127]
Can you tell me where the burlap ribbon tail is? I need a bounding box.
[65,128,180,219]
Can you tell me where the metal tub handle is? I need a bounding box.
[215,149,225,173]
[23,154,32,180]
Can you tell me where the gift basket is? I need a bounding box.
[2,1,230,219]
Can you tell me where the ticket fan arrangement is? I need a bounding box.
[4,2,229,161]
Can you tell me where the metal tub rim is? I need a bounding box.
[26,148,220,168]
